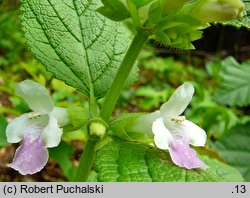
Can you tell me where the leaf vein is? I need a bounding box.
[73,0,94,93]
[47,0,81,42]
[92,29,120,84]
[144,148,153,181]
[85,18,106,49]
[26,0,88,90]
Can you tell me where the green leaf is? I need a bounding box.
[222,1,250,29]
[213,57,250,107]
[87,171,98,182]
[49,141,77,181]
[97,0,130,21]
[0,114,8,147]
[21,0,135,98]
[210,122,250,181]
[93,138,243,181]
[188,93,238,138]
[135,86,169,109]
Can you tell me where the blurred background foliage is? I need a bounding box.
[0,0,250,181]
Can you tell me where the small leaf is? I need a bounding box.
[93,137,243,181]
[97,0,130,21]
[0,114,8,147]
[213,57,250,107]
[49,141,76,181]
[21,0,136,98]
[210,122,250,181]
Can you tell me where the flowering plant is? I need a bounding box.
[2,0,247,181]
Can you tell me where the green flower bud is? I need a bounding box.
[89,119,108,139]
[193,0,244,23]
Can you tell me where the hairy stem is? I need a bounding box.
[100,30,148,122]
[89,86,98,118]
[127,0,141,30]
[75,139,97,181]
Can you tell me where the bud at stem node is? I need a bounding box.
[88,119,108,139]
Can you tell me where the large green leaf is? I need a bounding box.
[213,57,250,107]
[93,138,243,181]
[21,0,135,98]
[211,122,250,181]
[222,1,250,29]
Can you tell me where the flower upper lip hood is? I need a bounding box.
[6,80,69,175]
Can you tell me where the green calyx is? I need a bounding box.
[88,119,108,139]
[98,0,245,50]
[147,0,245,49]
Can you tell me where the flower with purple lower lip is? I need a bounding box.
[6,80,69,175]
[126,82,208,169]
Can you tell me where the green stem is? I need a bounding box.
[89,86,98,118]
[127,0,141,30]
[100,30,148,122]
[75,139,97,181]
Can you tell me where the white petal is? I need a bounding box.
[160,82,194,118]
[15,80,54,113]
[6,113,48,143]
[51,107,70,127]
[152,118,173,150]
[42,115,63,148]
[165,120,207,146]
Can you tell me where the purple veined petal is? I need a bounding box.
[8,133,49,175]
[169,136,208,170]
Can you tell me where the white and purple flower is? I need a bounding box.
[127,82,207,169]
[6,80,69,175]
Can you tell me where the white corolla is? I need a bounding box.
[6,80,69,175]
[127,82,207,169]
